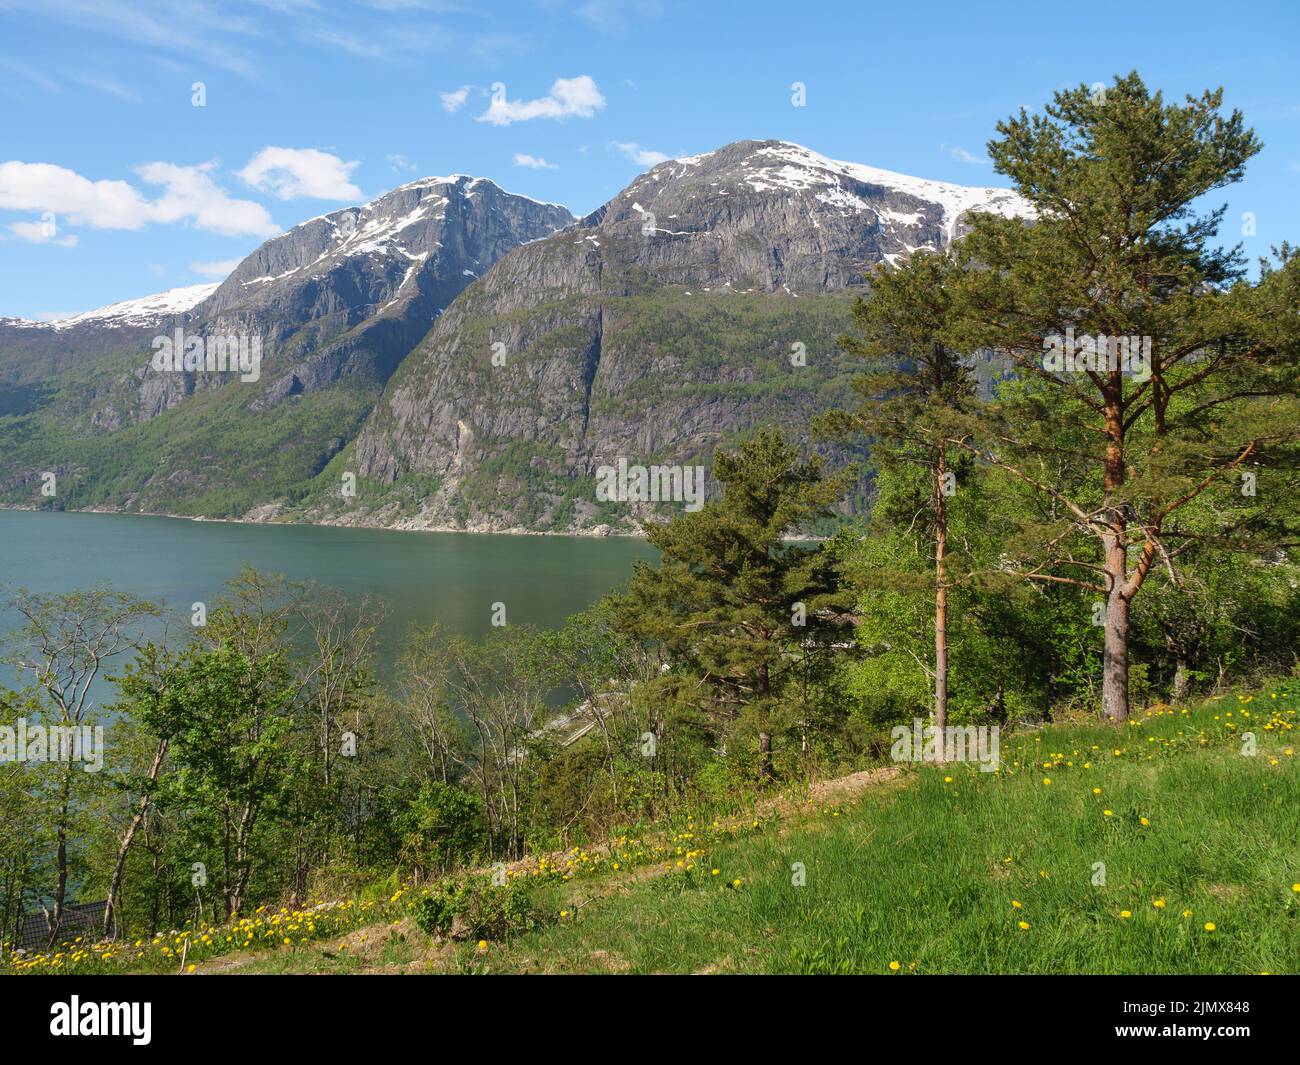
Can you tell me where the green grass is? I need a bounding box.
[449,688,1300,974]
[9,685,1297,975]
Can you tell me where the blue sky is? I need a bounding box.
[1,0,1298,318]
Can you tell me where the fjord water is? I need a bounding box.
[0,510,655,688]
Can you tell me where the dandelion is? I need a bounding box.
[1103,809,1114,817]
[1203,922,1216,932]
[1011,900,1022,909]
[1017,920,1030,930]
[1182,909,1193,918]
[1153,898,1166,909]
[1042,777,1051,785]
[1140,817,1150,826]
[1120,910,1132,919]
[1092,787,1101,795]
[888,960,900,971]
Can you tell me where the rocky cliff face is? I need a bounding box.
[340,140,1030,532]
[0,180,574,512]
[196,176,573,405]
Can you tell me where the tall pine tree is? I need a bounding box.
[950,73,1300,721]
[818,249,975,753]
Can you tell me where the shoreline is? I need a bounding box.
[0,503,833,542]
[0,502,647,540]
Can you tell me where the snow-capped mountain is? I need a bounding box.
[25,284,220,331]
[583,139,1034,290]
[3,139,1031,527]
[186,174,574,405]
[348,139,1033,531]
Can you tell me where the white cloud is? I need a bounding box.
[440,85,471,112]
[237,147,362,201]
[513,153,558,170]
[477,75,605,126]
[8,220,78,246]
[386,153,418,172]
[0,161,153,229]
[615,141,668,167]
[947,146,986,165]
[190,257,244,279]
[0,160,278,237]
[138,162,280,235]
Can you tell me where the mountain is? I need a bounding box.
[333,140,1031,533]
[2,141,1029,528]
[0,285,218,391]
[0,178,574,511]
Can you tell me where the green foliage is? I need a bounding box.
[613,427,854,781]
[411,876,538,941]
[397,782,484,876]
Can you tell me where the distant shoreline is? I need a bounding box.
[0,503,831,542]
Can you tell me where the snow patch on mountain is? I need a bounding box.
[14,283,220,331]
[746,142,1033,239]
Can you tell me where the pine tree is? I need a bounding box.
[819,249,975,753]
[949,72,1300,721]
[613,428,852,781]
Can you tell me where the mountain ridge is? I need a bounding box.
[1,139,1030,528]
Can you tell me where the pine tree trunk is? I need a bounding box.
[933,443,949,760]
[1101,388,1130,723]
[1102,534,1130,722]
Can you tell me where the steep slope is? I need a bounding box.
[0,179,574,514]
[337,140,1030,532]
[0,284,217,392]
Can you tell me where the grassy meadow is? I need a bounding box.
[9,683,1296,976]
